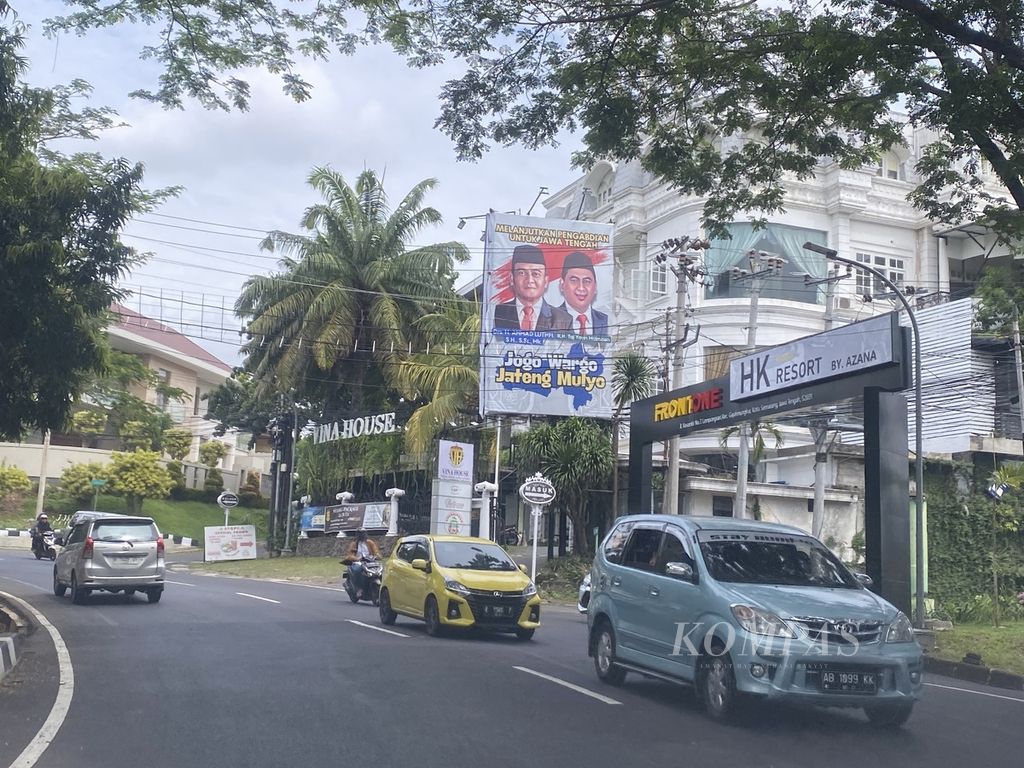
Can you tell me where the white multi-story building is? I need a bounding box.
[542,124,1020,541]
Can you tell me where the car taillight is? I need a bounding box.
[83,536,94,560]
[157,537,165,555]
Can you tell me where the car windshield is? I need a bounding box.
[698,531,859,589]
[92,522,157,542]
[433,542,518,571]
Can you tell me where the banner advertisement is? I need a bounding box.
[203,525,257,562]
[438,440,474,482]
[324,503,390,535]
[299,506,326,533]
[480,213,615,418]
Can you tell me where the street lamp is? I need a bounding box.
[803,241,925,629]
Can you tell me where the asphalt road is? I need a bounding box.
[2,545,1023,768]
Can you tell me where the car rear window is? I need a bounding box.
[92,521,159,542]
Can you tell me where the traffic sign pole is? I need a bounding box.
[530,504,542,580]
[519,472,555,583]
[217,492,240,526]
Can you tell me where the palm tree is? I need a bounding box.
[390,297,481,458]
[236,168,469,411]
[515,417,613,555]
[610,352,658,526]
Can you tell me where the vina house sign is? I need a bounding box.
[312,412,397,444]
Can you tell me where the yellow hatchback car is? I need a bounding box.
[379,535,541,640]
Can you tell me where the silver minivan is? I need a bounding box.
[54,512,165,604]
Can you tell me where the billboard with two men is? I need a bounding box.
[480,213,615,419]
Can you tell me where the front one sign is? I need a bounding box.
[216,491,239,509]
[729,314,897,402]
[299,506,326,532]
[438,440,475,482]
[203,525,257,562]
[519,474,556,506]
[312,412,397,445]
[324,503,390,534]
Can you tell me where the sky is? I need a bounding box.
[17,2,582,366]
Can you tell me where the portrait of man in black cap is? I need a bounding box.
[557,251,609,336]
[493,244,573,331]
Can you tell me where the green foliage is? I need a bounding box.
[198,440,229,468]
[161,428,192,461]
[203,467,225,493]
[107,450,173,514]
[120,420,153,451]
[165,460,186,489]
[0,20,154,439]
[71,409,108,441]
[236,168,468,413]
[514,417,612,555]
[238,470,264,508]
[610,352,658,522]
[0,463,31,495]
[58,461,110,503]
[203,372,278,446]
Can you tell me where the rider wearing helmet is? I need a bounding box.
[344,529,381,599]
[31,514,53,556]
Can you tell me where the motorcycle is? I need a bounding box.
[498,525,521,547]
[342,556,382,606]
[32,529,57,561]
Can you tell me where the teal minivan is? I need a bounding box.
[587,516,923,726]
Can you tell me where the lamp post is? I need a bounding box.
[803,242,925,629]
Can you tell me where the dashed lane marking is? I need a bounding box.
[925,681,1024,703]
[346,619,410,638]
[513,666,622,705]
[236,592,280,604]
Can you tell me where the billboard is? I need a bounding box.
[480,213,614,418]
[438,440,474,483]
[324,503,390,535]
[203,525,257,562]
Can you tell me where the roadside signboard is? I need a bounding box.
[216,491,239,509]
[203,525,257,562]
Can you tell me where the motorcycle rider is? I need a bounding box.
[31,513,53,557]
[344,528,381,599]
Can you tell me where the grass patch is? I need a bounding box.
[192,556,341,585]
[930,621,1024,676]
[1,494,266,542]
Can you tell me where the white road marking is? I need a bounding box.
[513,666,622,705]
[164,580,195,587]
[265,579,345,593]
[236,592,280,604]
[346,619,410,638]
[925,681,1024,703]
[0,590,75,768]
[0,577,48,593]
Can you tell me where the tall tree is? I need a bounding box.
[45,2,1024,240]
[0,11,169,439]
[236,168,468,413]
[514,417,612,555]
[610,352,657,526]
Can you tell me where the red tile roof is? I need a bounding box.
[110,303,233,373]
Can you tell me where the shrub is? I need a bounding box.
[204,467,224,493]
[0,464,31,495]
[165,460,186,489]
[108,451,173,514]
[58,462,110,503]
[162,429,193,461]
[238,470,264,508]
[199,440,229,468]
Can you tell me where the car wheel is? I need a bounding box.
[70,573,87,605]
[147,589,163,604]
[865,702,914,727]
[53,568,67,597]
[593,622,627,686]
[49,551,56,561]
[424,595,443,637]
[698,644,739,721]
[379,589,397,625]
[515,628,535,641]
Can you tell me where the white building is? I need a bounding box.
[542,124,1021,542]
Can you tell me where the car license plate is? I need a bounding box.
[484,605,513,618]
[116,556,144,567]
[820,670,877,694]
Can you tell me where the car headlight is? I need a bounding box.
[443,579,470,596]
[523,582,537,596]
[885,612,915,643]
[731,605,796,638]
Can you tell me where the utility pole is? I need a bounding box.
[658,237,709,515]
[1014,310,1024,454]
[805,264,851,535]
[730,251,786,518]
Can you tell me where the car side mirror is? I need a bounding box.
[665,562,696,583]
[411,558,429,572]
[54,536,64,546]
[518,564,528,574]
[854,572,874,588]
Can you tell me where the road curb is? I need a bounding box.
[924,654,1024,691]
[0,593,32,683]
[0,529,31,538]
[165,533,202,548]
